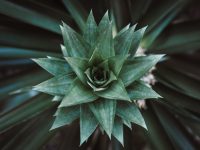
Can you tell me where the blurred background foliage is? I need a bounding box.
[0,0,200,149]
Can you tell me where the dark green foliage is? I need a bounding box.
[0,0,200,149]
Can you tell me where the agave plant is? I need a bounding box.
[0,0,200,150]
[32,11,163,145]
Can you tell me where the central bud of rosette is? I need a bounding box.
[85,59,117,91]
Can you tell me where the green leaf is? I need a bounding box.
[60,44,69,57]
[98,11,110,34]
[114,25,136,55]
[80,105,98,145]
[61,22,90,58]
[2,111,55,150]
[59,78,98,107]
[95,79,130,101]
[123,119,132,129]
[108,55,128,76]
[116,102,147,129]
[33,74,74,96]
[52,96,62,102]
[65,57,88,84]
[0,1,61,34]
[120,55,163,86]
[0,25,60,52]
[0,70,49,99]
[95,22,115,59]
[157,65,200,100]
[51,106,80,130]
[88,48,104,65]
[129,26,147,57]
[89,99,116,138]
[32,57,72,76]
[116,24,130,37]
[141,0,188,48]
[128,80,161,100]
[62,0,87,32]
[0,94,53,133]
[152,103,195,150]
[142,103,174,150]
[0,47,61,59]
[83,10,98,48]
[112,118,124,146]
[148,21,200,54]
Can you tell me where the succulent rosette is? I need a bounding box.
[33,11,163,145]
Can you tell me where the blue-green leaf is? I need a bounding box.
[59,79,98,107]
[32,57,72,76]
[108,55,128,76]
[33,74,74,96]
[120,55,163,86]
[95,79,130,101]
[117,102,147,129]
[65,57,88,84]
[51,106,80,130]
[114,25,136,55]
[112,118,124,146]
[83,11,98,48]
[61,22,90,58]
[80,105,98,145]
[89,99,116,138]
[95,22,115,59]
[128,80,161,100]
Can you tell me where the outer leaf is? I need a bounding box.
[108,55,128,76]
[61,22,90,58]
[152,103,195,150]
[2,111,55,150]
[51,106,80,130]
[83,11,98,48]
[0,47,60,59]
[114,25,136,55]
[120,55,163,86]
[128,80,161,100]
[89,99,116,138]
[59,78,98,107]
[95,79,130,101]
[95,22,115,59]
[112,118,124,146]
[80,105,98,145]
[33,74,74,96]
[140,0,188,48]
[62,0,87,32]
[0,1,60,34]
[65,57,88,83]
[0,94,53,133]
[116,102,147,129]
[32,57,72,76]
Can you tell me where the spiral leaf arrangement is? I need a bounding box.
[32,11,163,145]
